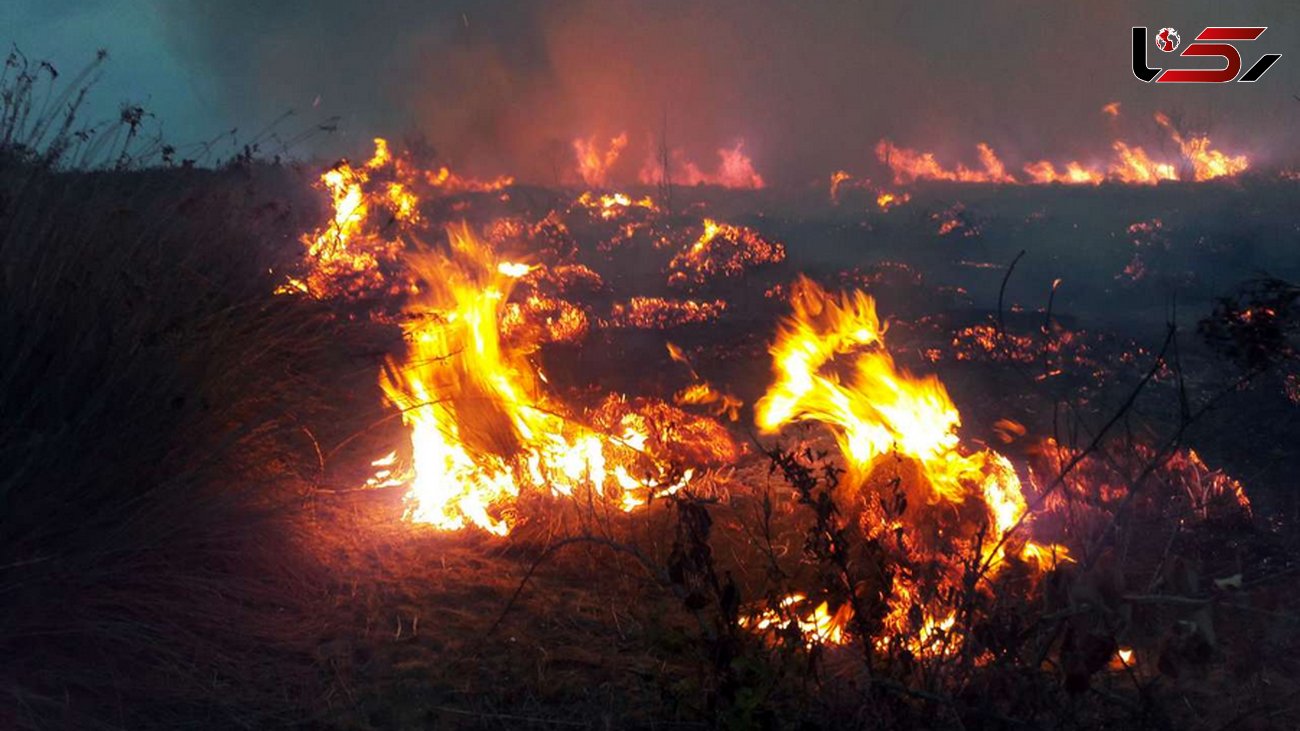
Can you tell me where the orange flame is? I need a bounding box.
[1023,160,1105,185]
[667,219,786,287]
[377,224,698,533]
[667,342,743,422]
[639,140,766,189]
[574,190,657,219]
[425,166,514,193]
[876,190,910,211]
[876,140,1016,184]
[573,133,629,187]
[829,170,853,204]
[876,112,1248,186]
[276,138,413,298]
[278,138,517,298]
[1154,113,1249,181]
[755,277,1067,648]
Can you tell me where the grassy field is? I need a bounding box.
[2,105,1300,728]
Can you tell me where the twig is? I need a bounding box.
[300,426,325,483]
[975,324,1176,581]
[1146,520,1182,592]
[1121,593,1300,622]
[996,249,1026,354]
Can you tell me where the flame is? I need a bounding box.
[876,112,1248,186]
[744,594,852,646]
[1023,160,1105,186]
[278,138,518,298]
[1107,646,1137,672]
[424,166,514,193]
[276,138,411,297]
[876,140,1016,184]
[827,171,909,211]
[667,219,786,287]
[876,191,910,211]
[639,140,766,189]
[666,342,743,422]
[376,224,699,534]
[574,190,658,220]
[605,297,728,329]
[1154,113,1249,181]
[1108,141,1178,185]
[712,141,766,189]
[756,277,1066,648]
[573,133,629,187]
[829,170,853,204]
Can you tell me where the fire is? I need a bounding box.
[374,224,704,534]
[756,277,1065,648]
[877,112,1248,186]
[744,594,852,646]
[278,138,519,298]
[875,191,909,211]
[574,190,657,219]
[605,297,728,329]
[573,133,629,187]
[1023,160,1105,185]
[667,219,786,288]
[424,166,514,193]
[667,342,743,422]
[1032,440,1250,523]
[276,138,413,298]
[712,141,766,189]
[827,171,909,210]
[933,204,976,237]
[1154,113,1249,181]
[875,140,1016,184]
[673,383,742,422]
[639,140,766,189]
[829,170,853,204]
[279,146,741,533]
[1108,141,1178,185]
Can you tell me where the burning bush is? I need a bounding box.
[666,218,787,288]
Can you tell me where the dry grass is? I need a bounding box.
[3,63,1299,725]
[0,158,385,728]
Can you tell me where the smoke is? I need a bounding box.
[158,0,1300,184]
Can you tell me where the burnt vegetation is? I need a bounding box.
[3,50,1300,730]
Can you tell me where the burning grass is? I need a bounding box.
[6,126,1300,729]
[874,110,1249,187]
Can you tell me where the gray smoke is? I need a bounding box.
[153,0,1300,183]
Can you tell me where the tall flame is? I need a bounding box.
[639,140,766,189]
[1154,112,1249,181]
[756,278,1064,649]
[378,224,693,534]
[573,133,629,187]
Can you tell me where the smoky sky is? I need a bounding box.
[9,0,1300,183]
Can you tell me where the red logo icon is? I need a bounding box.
[1155,28,1180,52]
[1133,26,1282,83]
